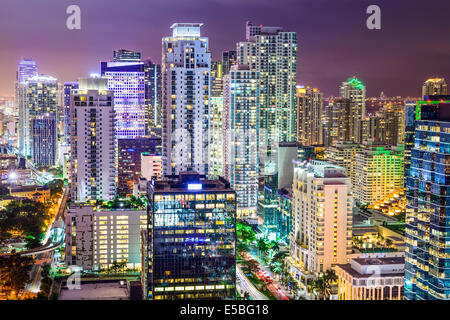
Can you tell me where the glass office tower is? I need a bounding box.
[144,172,236,300]
[405,95,450,300]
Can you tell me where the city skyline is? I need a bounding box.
[1,0,450,98]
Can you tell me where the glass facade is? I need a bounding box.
[145,174,237,300]
[405,97,450,300]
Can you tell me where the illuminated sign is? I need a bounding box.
[188,183,202,190]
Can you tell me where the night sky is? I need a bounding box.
[1,0,450,98]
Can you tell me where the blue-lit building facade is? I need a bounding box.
[101,57,146,139]
[144,172,236,300]
[405,96,450,300]
[31,113,56,167]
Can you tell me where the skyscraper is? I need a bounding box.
[296,85,323,146]
[18,74,58,159]
[70,77,116,202]
[237,21,297,175]
[63,82,79,145]
[367,101,405,146]
[101,51,146,139]
[16,59,38,84]
[221,50,236,75]
[144,172,236,300]
[31,113,56,167]
[289,160,352,276]
[161,23,211,176]
[117,137,161,197]
[340,77,366,143]
[113,49,141,62]
[422,78,447,98]
[405,95,450,300]
[209,60,224,177]
[223,64,260,217]
[144,59,162,132]
[353,143,404,206]
[324,97,352,146]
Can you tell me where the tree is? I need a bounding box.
[46,179,64,200]
[241,259,259,274]
[0,254,34,298]
[309,270,337,300]
[257,238,269,262]
[237,222,256,244]
[0,199,50,249]
[36,264,52,300]
[269,261,283,281]
[385,238,394,248]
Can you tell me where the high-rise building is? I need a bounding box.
[223,64,260,217]
[296,85,323,146]
[367,101,405,146]
[209,61,224,177]
[324,98,352,146]
[404,100,418,179]
[237,21,297,175]
[101,52,146,139]
[221,50,236,75]
[70,77,116,202]
[63,82,79,145]
[113,49,141,62]
[422,78,447,98]
[16,59,38,84]
[144,59,162,131]
[405,96,450,300]
[340,77,366,143]
[117,137,161,197]
[143,172,236,300]
[18,75,58,158]
[353,144,404,206]
[289,160,352,276]
[325,141,361,181]
[140,153,162,180]
[31,113,56,167]
[161,23,211,176]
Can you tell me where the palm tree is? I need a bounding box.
[307,279,319,300]
[257,238,269,262]
[269,261,283,280]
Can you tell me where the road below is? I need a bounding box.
[236,264,268,300]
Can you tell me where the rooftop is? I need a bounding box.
[148,172,234,194]
[59,281,129,300]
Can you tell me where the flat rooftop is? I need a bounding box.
[149,172,234,194]
[352,256,404,266]
[59,281,129,300]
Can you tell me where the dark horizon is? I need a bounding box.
[1,0,450,98]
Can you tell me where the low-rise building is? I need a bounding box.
[336,254,404,300]
[8,185,50,203]
[65,205,147,271]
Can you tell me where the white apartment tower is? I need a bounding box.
[70,77,117,202]
[162,23,211,176]
[237,21,297,175]
[223,64,260,217]
[290,161,353,274]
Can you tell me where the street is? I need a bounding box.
[236,264,269,300]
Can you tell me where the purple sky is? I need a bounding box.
[1,0,449,97]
